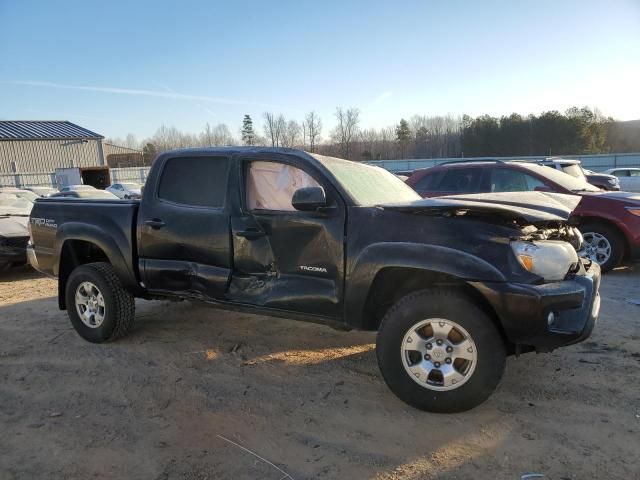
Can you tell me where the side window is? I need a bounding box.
[413,171,443,191]
[434,168,482,192]
[158,156,229,207]
[615,170,629,177]
[630,170,640,177]
[246,161,320,211]
[490,168,544,192]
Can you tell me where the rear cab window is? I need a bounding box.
[157,156,229,208]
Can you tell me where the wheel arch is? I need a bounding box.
[55,223,140,309]
[345,243,507,334]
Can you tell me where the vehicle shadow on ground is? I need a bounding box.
[0,264,43,283]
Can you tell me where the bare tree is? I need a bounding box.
[212,124,235,145]
[263,112,287,147]
[304,111,322,152]
[281,120,301,148]
[200,123,214,146]
[333,107,360,159]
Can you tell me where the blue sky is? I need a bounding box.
[1,0,639,140]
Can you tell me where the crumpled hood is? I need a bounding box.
[379,192,582,224]
[0,216,29,237]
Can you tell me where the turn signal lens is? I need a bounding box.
[518,254,534,272]
[626,208,640,217]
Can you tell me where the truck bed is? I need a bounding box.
[29,198,140,286]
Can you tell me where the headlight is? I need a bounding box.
[511,240,579,281]
[626,207,640,217]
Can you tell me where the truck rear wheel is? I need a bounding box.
[65,262,135,343]
[376,289,506,413]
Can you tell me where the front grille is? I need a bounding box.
[0,236,29,249]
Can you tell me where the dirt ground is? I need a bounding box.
[1,266,639,480]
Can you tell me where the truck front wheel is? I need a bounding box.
[65,262,135,343]
[376,289,506,413]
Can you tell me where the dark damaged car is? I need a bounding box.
[0,193,32,271]
[28,148,601,412]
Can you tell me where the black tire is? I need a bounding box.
[65,262,135,343]
[579,223,624,273]
[376,289,506,413]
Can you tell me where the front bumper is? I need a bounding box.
[0,236,29,265]
[471,261,601,351]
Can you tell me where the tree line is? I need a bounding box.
[106,106,640,163]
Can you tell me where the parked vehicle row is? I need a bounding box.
[406,160,640,272]
[604,167,640,192]
[28,147,601,413]
[0,183,143,270]
[537,158,620,191]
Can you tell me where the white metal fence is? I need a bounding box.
[110,167,151,184]
[1,153,639,188]
[0,167,151,188]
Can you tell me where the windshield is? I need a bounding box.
[0,194,34,215]
[121,183,140,190]
[14,190,39,202]
[521,164,600,192]
[559,163,586,180]
[311,154,421,205]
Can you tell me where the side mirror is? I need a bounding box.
[292,186,327,211]
[534,185,553,192]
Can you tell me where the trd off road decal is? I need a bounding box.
[30,218,57,229]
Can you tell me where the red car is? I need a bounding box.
[406,160,640,272]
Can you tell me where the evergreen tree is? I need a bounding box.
[241,115,255,146]
[396,118,411,158]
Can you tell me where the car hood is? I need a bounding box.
[586,173,617,181]
[0,215,29,237]
[581,191,640,204]
[379,191,582,224]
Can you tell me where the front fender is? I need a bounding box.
[344,242,506,329]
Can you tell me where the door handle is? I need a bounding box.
[145,219,166,229]
[236,228,265,239]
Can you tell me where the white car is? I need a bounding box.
[60,185,97,192]
[0,188,39,203]
[106,182,142,199]
[24,186,58,197]
[603,168,640,192]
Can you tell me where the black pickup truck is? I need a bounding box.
[28,147,601,412]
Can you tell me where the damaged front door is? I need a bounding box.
[229,158,345,318]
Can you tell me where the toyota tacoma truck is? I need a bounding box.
[28,147,601,413]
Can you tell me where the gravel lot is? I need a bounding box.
[1,265,639,479]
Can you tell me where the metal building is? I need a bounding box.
[0,120,107,176]
[103,143,145,168]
